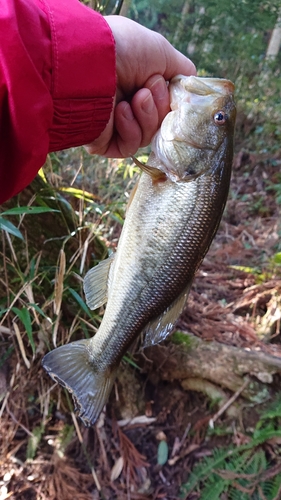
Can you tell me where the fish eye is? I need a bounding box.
[214,111,227,125]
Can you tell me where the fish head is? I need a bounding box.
[151,75,236,181]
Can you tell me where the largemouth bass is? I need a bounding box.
[42,75,236,426]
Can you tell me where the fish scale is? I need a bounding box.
[42,75,236,426]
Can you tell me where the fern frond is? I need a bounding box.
[268,474,281,498]
[181,447,234,494]
[200,477,227,500]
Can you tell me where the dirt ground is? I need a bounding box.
[0,148,281,499]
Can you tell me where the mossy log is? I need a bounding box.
[142,332,281,403]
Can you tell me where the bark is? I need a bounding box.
[142,332,281,403]
[119,0,131,17]
[266,9,281,59]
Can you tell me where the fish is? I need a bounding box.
[42,75,236,426]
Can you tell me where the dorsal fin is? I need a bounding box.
[83,253,115,310]
[143,282,192,348]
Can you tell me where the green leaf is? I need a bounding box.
[12,307,35,354]
[1,206,59,215]
[0,217,24,240]
[0,308,10,318]
[26,303,50,320]
[26,425,44,460]
[157,440,169,465]
[273,252,281,265]
[68,287,92,318]
[123,355,141,371]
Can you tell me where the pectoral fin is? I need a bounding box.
[143,283,192,347]
[42,339,117,426]
[132,157,167,182]
[83,253,115,310]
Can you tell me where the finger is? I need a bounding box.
[107,101,142,157]
[144,75,170,127]
[85,102,142,158]
[113,101,142,156]
[131,88,159,147]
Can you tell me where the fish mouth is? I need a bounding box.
[169,75,235,112]
[172,75,235,96]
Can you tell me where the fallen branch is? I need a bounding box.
[141,332,281,403]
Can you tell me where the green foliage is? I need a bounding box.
[157,440,169,465]
[267,174,281,205]
[81,0,125,15]
[56,424,75,457]
[273,252,281,265]
[11,307,35,354]
[130,0,281,151]
[171,330,195,347]
[0,153,142,383]
[0,216,24,240]
[27,425,44,460]
[0,206,60,240]
[180,394,281,498]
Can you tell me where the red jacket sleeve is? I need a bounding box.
[0,0,116,203]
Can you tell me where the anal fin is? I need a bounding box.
[42,339,117,426]
[143,283,192,348]
[83,253,115,310]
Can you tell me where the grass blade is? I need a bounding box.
[12,307,35,354]
[0,217,23,240]
[1,207,59,215]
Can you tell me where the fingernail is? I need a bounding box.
[142,92,154,113]
[150,77,168,100]
[123,103,134,121]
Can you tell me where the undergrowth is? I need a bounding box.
[181,396,281,499]
[1,150,281,499]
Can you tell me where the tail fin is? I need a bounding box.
[42,339,116,426]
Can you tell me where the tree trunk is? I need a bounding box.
[120,0,131,17]
[266,8,281,59]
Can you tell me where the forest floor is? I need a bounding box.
[0,146,281,500]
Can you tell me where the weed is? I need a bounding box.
[180,394,281,499]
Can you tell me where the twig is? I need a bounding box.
[6,404,34,437]
[13,322,30,369]
[71,411,83,444]
[209,377,250,428]
[0,372,15,418]
[71,411,102,492]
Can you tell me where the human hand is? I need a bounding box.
[85,16,196,158]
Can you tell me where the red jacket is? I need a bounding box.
[0,0,116,203]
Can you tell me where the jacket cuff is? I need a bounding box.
[38,0,116,151]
